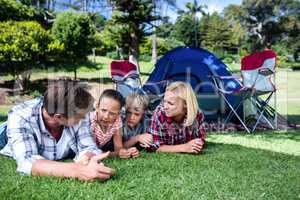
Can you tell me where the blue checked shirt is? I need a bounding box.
[0,97,101,174]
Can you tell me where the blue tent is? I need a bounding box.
[142,46,243,122]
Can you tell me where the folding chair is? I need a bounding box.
[211,49,277,133]
[110,60,143,98]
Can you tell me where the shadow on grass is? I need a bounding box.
[287,114,300,125]
[0,114,7,123]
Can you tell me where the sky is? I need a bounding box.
[168,0,242,22]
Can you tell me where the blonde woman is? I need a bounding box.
[148,81,206,153]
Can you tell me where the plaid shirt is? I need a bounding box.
[0,97,101,174]
[148,104,206,151]
[90,111,122,148]
[122,115,149,142]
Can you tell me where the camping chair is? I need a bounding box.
[110,60,143,98]
[211,50,277,133]
[110,60,168,111]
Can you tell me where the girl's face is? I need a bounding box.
[126,107,144,128]
[96,97,121,126]
[163,91,186,118]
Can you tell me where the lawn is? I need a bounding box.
[1,136,300,200]
[0,56,300,200]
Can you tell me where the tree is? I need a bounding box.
[199,12,233,54]
[185,0,206,47]
[172,14,197,46]
[52,11,95,79]
[0,21,63,91]
[240,0,300,49]
[0,0,35,21]
[223,4,246,52]
[109,0,159,63]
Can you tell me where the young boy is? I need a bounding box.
[90,89,139,159]
[122,92,153,149]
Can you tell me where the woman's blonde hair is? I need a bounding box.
[166,81,199,126]
[125,92,149,112]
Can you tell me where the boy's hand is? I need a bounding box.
[128,147,140,158]
[137,133,153,148]
[118,148,131,159]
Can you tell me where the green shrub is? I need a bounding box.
[106,52,119,60]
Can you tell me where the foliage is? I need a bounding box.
[109,0,158,59]
[199,13,233,53]
[51,11,95,78]
[0,0,35,21]
[0,20,62,89]
[172,14,198,46]
[140,36,184,56]
[240,0,300,49]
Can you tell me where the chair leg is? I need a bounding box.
[251,92,274,132]
[220,93,251,133]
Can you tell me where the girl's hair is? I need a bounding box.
[166,81,199,126]
[125,92,149,112]
[98,89,125,108]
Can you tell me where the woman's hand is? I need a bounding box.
[184,139,204,154]
[137,133,153,148]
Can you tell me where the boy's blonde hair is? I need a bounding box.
[125,92,149,112]
[166,81,199,126]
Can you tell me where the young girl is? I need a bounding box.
[90,89,139,158]
[148,81,206,153]
[122,92,153,149]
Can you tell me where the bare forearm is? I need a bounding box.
[31,159,81,178]
[157,144,186,153]
[123,137,138,148]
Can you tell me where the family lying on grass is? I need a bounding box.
[0,80,206,181]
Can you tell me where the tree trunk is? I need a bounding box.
[130,31,140,73]
[151,33,157,63]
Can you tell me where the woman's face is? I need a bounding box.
[163,91,186,118]
[96,97,121,126]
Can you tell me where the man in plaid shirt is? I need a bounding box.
[0,80,115,181]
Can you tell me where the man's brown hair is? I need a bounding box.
[43,80,94,118]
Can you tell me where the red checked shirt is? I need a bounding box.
[90,111,122,148]
[148,104,206,151]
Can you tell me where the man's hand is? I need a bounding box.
[77,152,115,181]
[76,152,96,165]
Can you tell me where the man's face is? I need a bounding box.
[56,109,88,127]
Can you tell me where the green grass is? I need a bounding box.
[1,140,300,200]
[0,105,11,124]
[207,131,300,156]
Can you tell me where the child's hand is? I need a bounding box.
[118,148,131,159]
[128,147,140,158]
[76,152,96,165]
[137,133,153,148]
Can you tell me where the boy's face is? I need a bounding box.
[126,107,144,128]
[96,97,121,127]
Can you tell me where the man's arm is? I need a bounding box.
[31,152,115,181]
